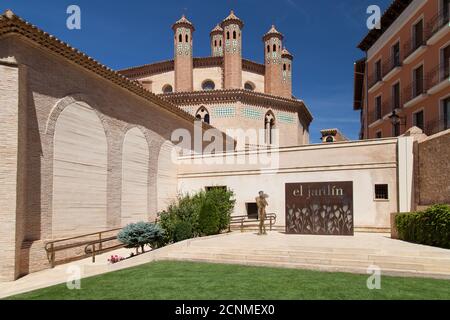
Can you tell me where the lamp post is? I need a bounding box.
[388,110,405,136]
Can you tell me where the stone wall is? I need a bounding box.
[416,129,450,206]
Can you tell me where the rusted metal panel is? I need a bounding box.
[286,182,354,236]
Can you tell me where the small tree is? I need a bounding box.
[198,200,221,236]
[118,222,165,254]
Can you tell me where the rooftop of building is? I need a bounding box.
[357,0,413,51]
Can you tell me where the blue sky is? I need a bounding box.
[1,0,392,142]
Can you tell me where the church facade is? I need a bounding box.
[119,12,312,148]
[3,9,444,282]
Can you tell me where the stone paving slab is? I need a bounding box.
[1,232,449,298]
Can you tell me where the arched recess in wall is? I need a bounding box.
[156,141,178,212]
[52,101,108,237]
[121,127,149,226]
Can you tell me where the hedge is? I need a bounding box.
[395,204,450,249]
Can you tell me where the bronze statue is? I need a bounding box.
[256,191,269,235]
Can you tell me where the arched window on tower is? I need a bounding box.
[233,31,237,39]
[219,40,222,46]
[178,34,182,43]
[202,80,215,91]
[267,45,270,53]
[162,84,173,94]
[227,32,230,40]
[244,82,255,91]
[214,40,217,47]
[283,64,287,71]
[196,107,210,124]
[273,44,277,52]
[186,34,189,42]
[265,112,276,145]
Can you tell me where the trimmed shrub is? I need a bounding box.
[396,204,450,249]
[173,220,194,243]
[118,222,165,253]
[158,187,235,243]
[198,199,220,236]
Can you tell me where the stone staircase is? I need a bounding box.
[156,232,450,279]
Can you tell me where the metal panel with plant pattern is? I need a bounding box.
[286,182,354,236]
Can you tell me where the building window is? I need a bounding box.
[442,44,450,80]
[392,42,401,67]
[444,0,450,19]
[196,107,210,124]
[443,97,450,130]
[376,131,382,139]
[413,19,424,49]
[375,60,382,81]
[186,34,189,42]
[227,32,230,40]
[244,82,255,91]
[273,44,277,52]
[178,34,182,43]
[375,96,382,120]
[413,65,424,97]
[267,45,270,53]
[392,82,400,110]
[205,186,227,192]
[246,203,258,219]
[162,84,173,94]
[202,80,215,91]
[375,184,389,200]
[393,122,400,136]
[413,110,424,130]
[265,112,275,145]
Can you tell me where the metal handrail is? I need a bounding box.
[45,227,122,268]
[228,213,277,232]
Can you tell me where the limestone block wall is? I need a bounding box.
[178,139,408,231]
[141,71,175,94]
[193,67,223,91]
[242,71,264,93]
[416,130,450,206]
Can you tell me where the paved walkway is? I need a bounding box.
[1,232,449,298]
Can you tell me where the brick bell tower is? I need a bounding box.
[210,24,224,57]
[172,15,194,92]
[281,47,293,98]
[263,25,284,96]
[221,11,243,89]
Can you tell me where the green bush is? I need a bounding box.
[173,220,194,243]
[118,222,165,254]
[158,187,235,243]
[396,204,450,249]
[198,200,220,236]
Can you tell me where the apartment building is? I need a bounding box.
[354,0,450,139]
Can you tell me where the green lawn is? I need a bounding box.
[6,261,450,300]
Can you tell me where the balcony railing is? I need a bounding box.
[403,36,426,60]
[425,118,450,136]
[368,71,383,89]
[403,77,426,104]
[426,10,449,39]
[382,55,402,77]
[426,63,450,90]
[369,100,394,124]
